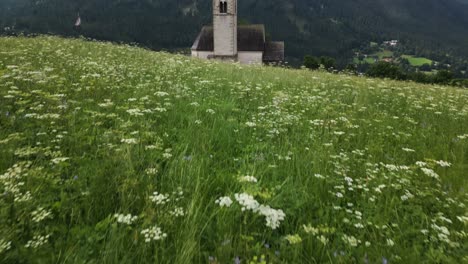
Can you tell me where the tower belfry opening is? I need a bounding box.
[219,1,227,13]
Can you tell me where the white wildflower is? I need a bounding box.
[317,235,329,245]
[126,109,144,116]
[215,196,233,208]
[245,121,256,127]
[421,168,439,179]
[162,148,173,159]
[234,193,260,211]
[145,168,158,175]
[149,192,170,205]
[170,207,185,217]
[154,91,169,97]
[303,224,319,235]
[141,225,167,242]
[238,175,258,183]
[314,174,325,179]
[457,215,468,224]
[121,138,138,144]
[435,160,451,167]
[31,207,52,223]
[402,148,415,152]
[354,223,364,229]
[255,205,286,230]
[386,238,395,247]
[285,234,302,244]
[51,157,70,164]
[416,161,428,167]
[25,234,50,249]
[0,239,11,253]
[342,234,360,247]
[114,213,138,225]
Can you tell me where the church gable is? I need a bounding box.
[192,25,266,52]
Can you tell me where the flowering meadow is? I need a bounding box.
[0,36,467,263]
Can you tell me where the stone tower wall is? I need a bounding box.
[213,0,237,57]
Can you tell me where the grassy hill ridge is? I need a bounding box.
[0,36,467,263]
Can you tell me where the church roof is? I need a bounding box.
[192,24,266,52]
[263,41,285,62]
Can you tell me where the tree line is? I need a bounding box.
[303,55,468,88]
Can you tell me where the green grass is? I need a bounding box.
[402,55,433,66]
[354,57,376,64]
[375,50,394,59]
[0,36,467,263]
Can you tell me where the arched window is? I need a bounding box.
[219,0,227,13]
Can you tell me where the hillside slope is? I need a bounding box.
[0,37,467,263]
[1,0,468,63]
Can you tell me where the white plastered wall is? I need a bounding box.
[191,51,214,60]
[238,51,263,64]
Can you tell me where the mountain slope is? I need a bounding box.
[0,36,467,263]
[1,0,468,63]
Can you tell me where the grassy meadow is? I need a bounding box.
[0,36,467,263]
[401,55,433,67]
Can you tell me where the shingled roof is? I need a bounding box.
[192,25,266,52]
[263,41,285,62]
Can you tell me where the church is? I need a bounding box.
[191,0,284,64]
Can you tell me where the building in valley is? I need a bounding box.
[191,0,284,65]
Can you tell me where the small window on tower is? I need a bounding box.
[219,1,227,13]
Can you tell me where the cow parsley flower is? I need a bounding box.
[342,234,360,247]
[238,175,258,183]
[0,239,11,253]
[402,148,415,152]
[318,235,329,245]
[121,138,138,144]
[421,168,439,179]
[285,234,302,244]
[31,207,52,222]
[149,192,170,205]
[145,167,158,175]
[114,213,138,225]
[25,234,50,248]
[141,225,167,242]
[416,161,428,167]
[245,121,256,127]
[126,108,144,116]
[51,157,70,164]
[162,149,173,159]
[314,174,325,179]
[303,224,320,235]
[256,205,286,230]
[215,196,233,207]
[234,193,260,211]
[386,239,395,247]
[457,215,468,224]
[435,160,451,167]
[170,207,185,217]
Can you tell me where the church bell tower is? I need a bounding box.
[213,0,237,58]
